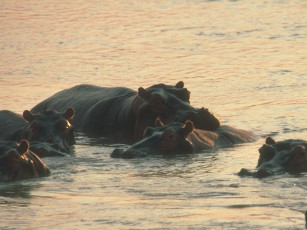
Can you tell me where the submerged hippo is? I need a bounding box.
[0,140,50,182]
[111,119,255,158]
[238,137,307,178]
[0,108,75,157]
[31,82,220,141]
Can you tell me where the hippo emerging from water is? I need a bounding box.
[111,119,255,158]
[31,82,220,141]
[238,137,307,178]
[0,108,75,157]
[0,140,50,182]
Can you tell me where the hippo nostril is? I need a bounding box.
[256,168,273,178]
[238,168,250,177]
[110,148,124,158]
[121,150,135,159]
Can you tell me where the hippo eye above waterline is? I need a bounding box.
[6,151,21,161]
[30,122,40,137]
[143,127,155,137]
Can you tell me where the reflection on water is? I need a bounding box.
[0,183,35,199]
[0,0,306,229]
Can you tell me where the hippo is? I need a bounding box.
[31,82,220,141]
[0,140,50,182]
[0,108,75,157]
[111,118,255,158]
[238,137,307,178]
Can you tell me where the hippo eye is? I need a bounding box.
[258,144,275,166]
[6,151,21,161]
[144,127,154,137]
[167,133,175,140]
[30,122,40,138]
[163,130,177,141]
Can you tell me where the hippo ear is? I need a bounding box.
[200,107,209,115]
[265,136,275,145]
[175,81,184,88]
[23,110,35,123]
[155,117,164,127]
[138,87,151,100]
[182,120,194,136]
[17,140,29,155]
[63,107,74,120]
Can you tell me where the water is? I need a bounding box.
[0,0,306,229]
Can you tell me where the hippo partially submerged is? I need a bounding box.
[31,82,220,141]
[0,140,50,182]
[0,108,75,157]
[238,137,307,178]
[111,119,255,158]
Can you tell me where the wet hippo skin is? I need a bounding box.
[0,140,50,182]
[239,136,307,178]
[0,108,75,157]
[111,118,255,158]
[31,82,220,141]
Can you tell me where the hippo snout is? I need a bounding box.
[111,148,124,158]
[238,168,252,177]
[192,107,220,131]
[52,143,70,153]
[238,168,273,178]
[111,148,146,159]
[255,168,274,178]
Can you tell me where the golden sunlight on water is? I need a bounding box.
[0,0,306,229]
[0,0,306,115]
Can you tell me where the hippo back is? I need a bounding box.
[31,84,137,134]
[31,82,220,140]
[0,110,27,141]
[215,125,256,146]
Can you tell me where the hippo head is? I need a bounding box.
[21,108,75,153]
[0,140,50,182]
[238,137,307,178]
[111,118,195,159]
[136,81,220,139]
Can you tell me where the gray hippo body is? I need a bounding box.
[0,140,50,182]
[0,108,75,157]
[111,119,255,158]
[0,110,27,141]
[31,82,220,141]
[239,137,307,178]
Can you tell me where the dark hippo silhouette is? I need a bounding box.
[111,119,255,158]
[0,108,75,157]
[31,82,220,141]
[0,140,50,182]
[238,137,307,178]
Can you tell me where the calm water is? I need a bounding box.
[0,0,306,229]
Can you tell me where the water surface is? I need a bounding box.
[0,0,306,229]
